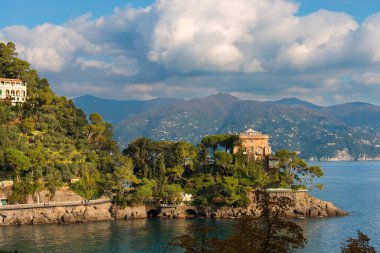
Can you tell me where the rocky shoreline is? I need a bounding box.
[0,190,347,226]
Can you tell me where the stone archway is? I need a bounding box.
[147,209,160,218]
[185,209,197,217]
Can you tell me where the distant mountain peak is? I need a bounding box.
[274,97,321,110]
[205,92,240,101]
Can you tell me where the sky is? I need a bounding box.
[1,0,380,105]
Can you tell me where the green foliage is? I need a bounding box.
[274,150,324,189]
[201,134,236,152]
[291,184,306,190]
[160,184,183,204]
[4,149,31,181]
[128,178,157,205]
[0,42,327,208]
[214,151,234,176]
[0,42,123,201]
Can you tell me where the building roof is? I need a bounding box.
[240,128,261,135]
[0,78,23,83]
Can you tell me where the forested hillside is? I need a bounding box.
[0,42,135,203]
[0,42,323,208]
[74,94,380,160]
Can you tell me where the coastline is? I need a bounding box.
[0,190,348,226]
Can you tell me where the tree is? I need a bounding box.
[128,179,156,205]
[170,223,216,253]
[171,191,307,253]
[123,137,154,178]
[217,191,307,253]
[173,141,197,171]
[158,156,166,183]
[214,151,233,176]
[341,231,376,253]
[160,184,183,204]
[274,150,323,189]
[20,117,36,133]
[4,148,31,182]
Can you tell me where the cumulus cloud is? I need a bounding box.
[2,24,99,72]
[354,72,380,86]
[1,0,380,104]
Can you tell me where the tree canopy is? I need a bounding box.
[0,41,324,208]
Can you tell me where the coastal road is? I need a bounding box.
[0,199,112,211]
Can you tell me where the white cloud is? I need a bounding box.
[354,72,380,86]
[2,24,99,72]
[76,56,139,76]
[357,12,380,62]
[148,0,299,73]
[1,0,380,104]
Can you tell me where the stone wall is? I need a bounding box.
[0,203,114,226]
[0,190,348,226]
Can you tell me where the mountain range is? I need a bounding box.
[73,93,380,161]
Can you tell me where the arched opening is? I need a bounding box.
[11,90,14,95]
[185,209,197,218]
[21,90,25,96]
[16,90,20,96]
[147,209,160,218]
[6,90,9,95]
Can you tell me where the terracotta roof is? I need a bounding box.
[0,78,23,82]
[239,128,269,137]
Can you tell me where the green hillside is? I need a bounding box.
[1,42,324,209]
[0,42,134,203]
[75,94,380,160]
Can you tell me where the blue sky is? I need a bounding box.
[0,0,154,28]
[1,0,380,105]
[1,0,379,28]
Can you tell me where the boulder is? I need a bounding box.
[62,213,77,224]
[309,208,319,218]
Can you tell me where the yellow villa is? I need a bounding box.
[233,128,272,161]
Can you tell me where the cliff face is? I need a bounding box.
[0,191,347,226]
[0,203,114,226]
[201,191,348,219]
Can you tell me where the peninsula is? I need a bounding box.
[0,42,346,226]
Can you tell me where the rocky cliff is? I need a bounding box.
[0,190,347,226]
[0,203,114,226]
[164,191,348,219]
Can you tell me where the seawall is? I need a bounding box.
[0,190,347,226]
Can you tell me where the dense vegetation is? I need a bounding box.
[120,135,323,208]
[0,42,322,208]
[75,93,380,160]
[0,42,134,204]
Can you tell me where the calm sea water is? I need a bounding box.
[0,161,379,253]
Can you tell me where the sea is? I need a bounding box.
[0,161,379,253]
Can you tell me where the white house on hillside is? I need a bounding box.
[0,78,27,105]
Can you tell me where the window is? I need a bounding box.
[0,90,2,95]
